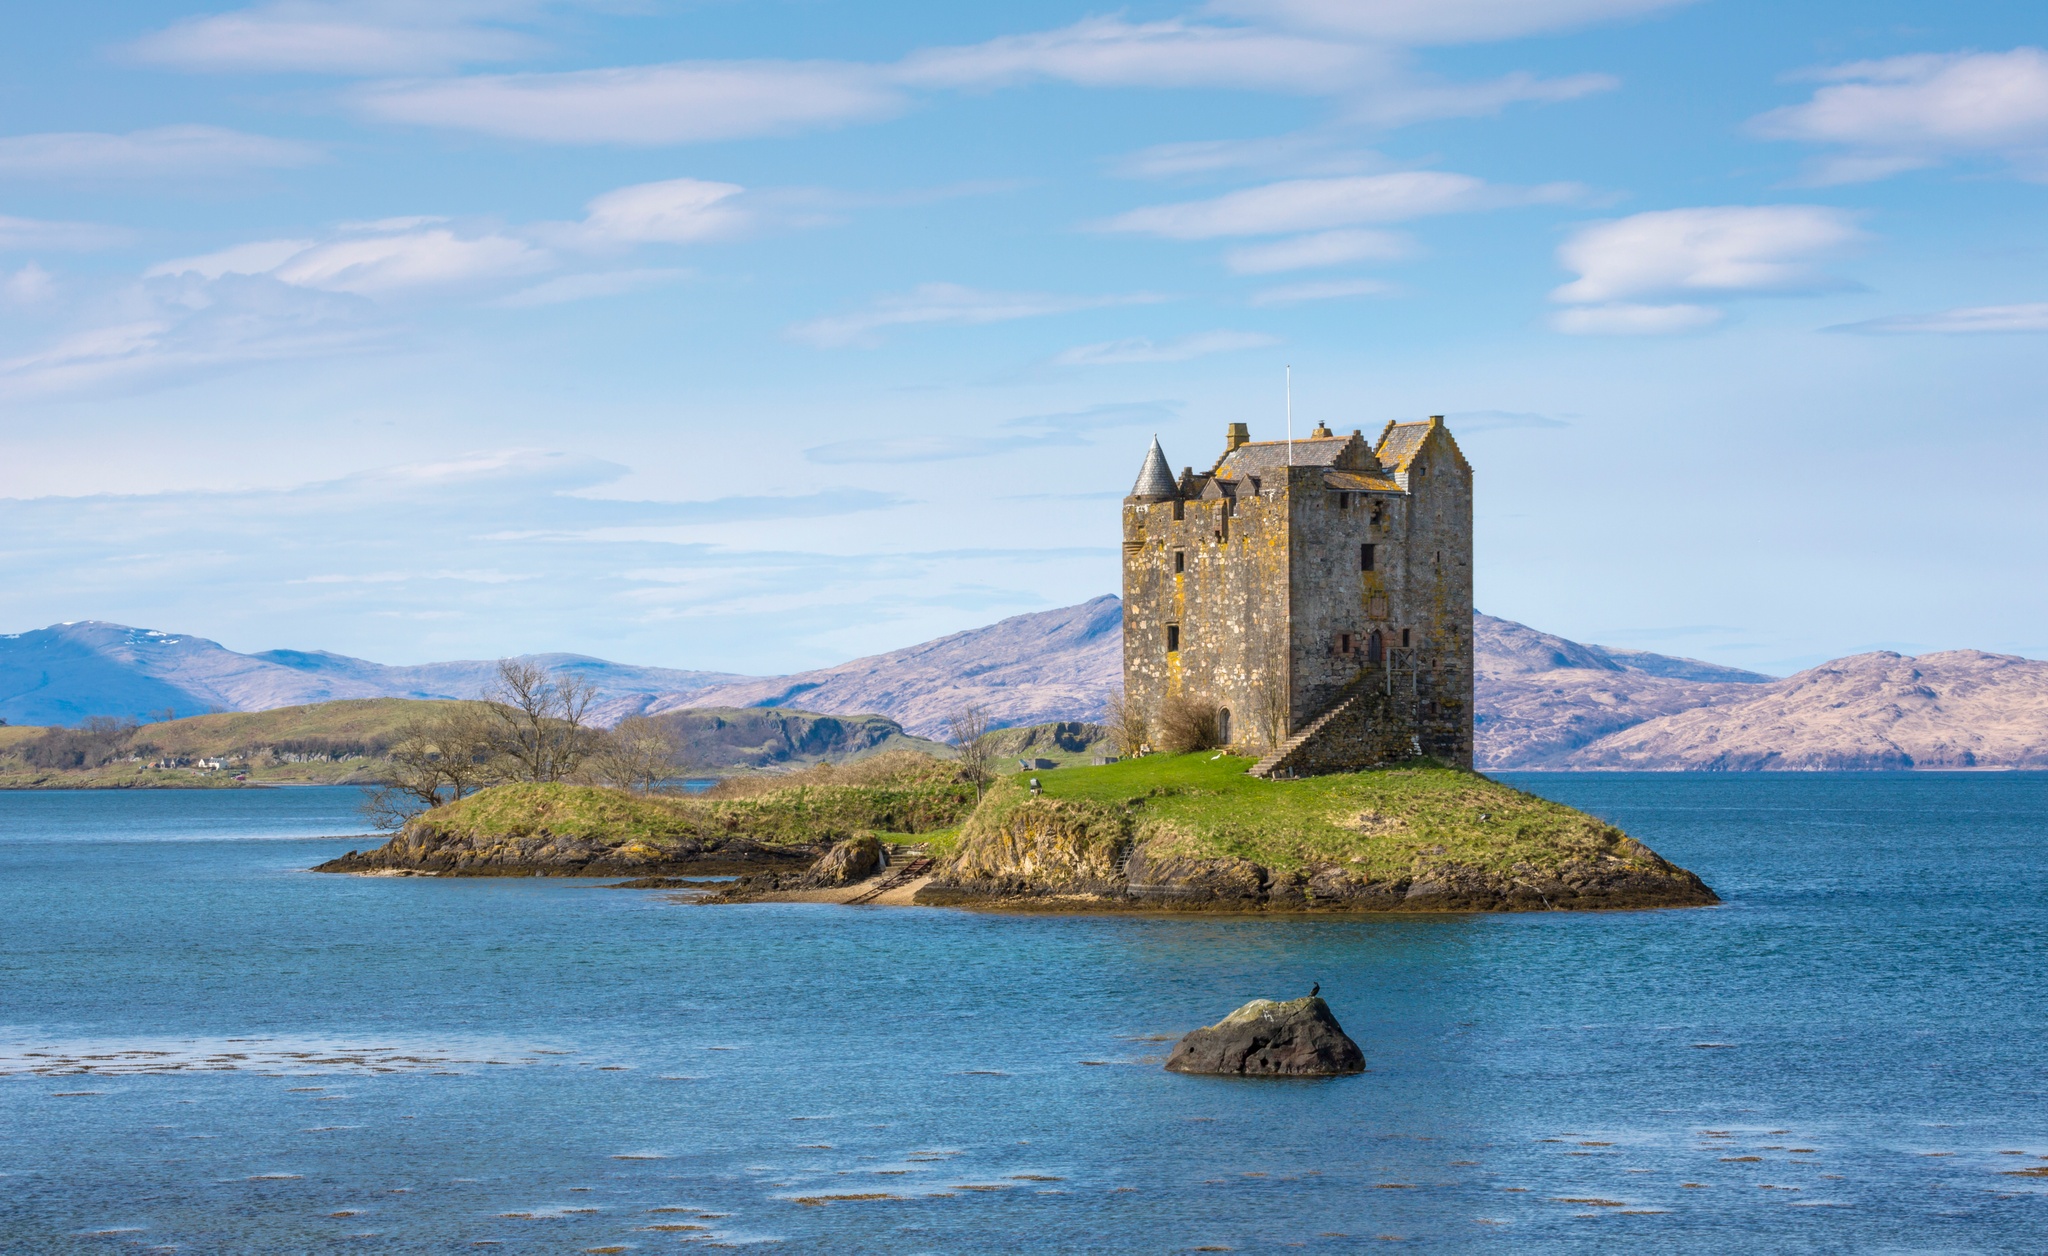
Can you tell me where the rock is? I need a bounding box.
[1165,996,1365,1077]
[800,835,884,887]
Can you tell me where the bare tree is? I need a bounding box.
[1252,683,1291,751]
[948,704,994,802]
[1104,689,1148,758]
[360,702,503,829]
[488,659,602,783]
[583,715,683,793]
[1157,692,1221,754]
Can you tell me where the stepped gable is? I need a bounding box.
[1122,415,1474,775]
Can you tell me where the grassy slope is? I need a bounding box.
[134,699,447,756]
[1020,753,1640,877]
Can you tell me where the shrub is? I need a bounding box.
[1156,693,1221,754]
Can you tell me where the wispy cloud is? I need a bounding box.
[1829,303,2048,334]
[1225,228,1414,273]
[1102,172,1581,239]
[1248,278,1396,305]
[150,224,550,297]
[1549,205,1865,334]
[0,126,322,179]
[127,1,546,75]
[1053,330,1277,366]
[1752,48,2048,184]
[1209,0,1699,45]
[789,283,1164,349]
[358,61,906,145]
[493,268,693,308]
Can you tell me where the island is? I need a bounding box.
[315,750,1717,913]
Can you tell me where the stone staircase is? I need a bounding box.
[1248,690,1365,779]
[846,843,933,905]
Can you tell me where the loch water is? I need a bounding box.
[2,774,2046,1253]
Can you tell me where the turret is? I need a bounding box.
[1128,436,1178,503]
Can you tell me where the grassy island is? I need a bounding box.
[320,748,1717,912]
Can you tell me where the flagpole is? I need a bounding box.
[1285,365,1293,466]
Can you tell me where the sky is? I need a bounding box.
[0,0,2044,677]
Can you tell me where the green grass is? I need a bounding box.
[1017,752,1650,877]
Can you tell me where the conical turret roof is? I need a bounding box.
[1129,436,1177,501]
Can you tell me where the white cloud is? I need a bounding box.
[576,178,747,245]
[1112,134,1385,180]
[1830,303,2048,335]
[0,126,321,178]
[494,268,693,308]
[790,283,1163,349]
[1249,278,1395,305]
[1753,49,2048,183]
[1054,330,1278,366]
[150,227,549,297]
[1552,206,1864,305]
[128,1,542,74]
[1209,0,1698,45]
[0,215,132,251]
[1225,228,1413,273]
[1549,303,1723,335]
[898,16,1381,95]
[357,61,905,145]
[3,263,55,304]
[1104,171,1578,239]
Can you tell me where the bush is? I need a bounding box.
[1156,693,1221,754]
[18,717,137,770]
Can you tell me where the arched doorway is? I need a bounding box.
[1216,708,1231,745]
[1366,629,1383,664]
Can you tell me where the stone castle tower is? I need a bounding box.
[1121,417,1473,776]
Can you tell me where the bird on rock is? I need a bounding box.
[1309,982,1320,998]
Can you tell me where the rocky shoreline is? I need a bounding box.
[315,828,820,878]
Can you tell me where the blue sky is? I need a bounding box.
[0,0,2043,676]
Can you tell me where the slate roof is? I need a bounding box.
[1129,436,1178,499]
[1212,432,1382,481]
[1373,420,1436,473]
[1323,469,1404,493]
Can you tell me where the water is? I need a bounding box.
[2,774,2045,1252]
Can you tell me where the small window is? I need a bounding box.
[1370,500,1385,526]
[1401,627,1411,648]
[1337,491,1350,510]
[1248,475,1261,495]
[1172,500,1184,521]
[1360,543,1375,572]
[1339,632,1352,654]
[1173,549,1185,573]
[1166,624,1180,653]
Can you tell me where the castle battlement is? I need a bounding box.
[1121,417,1474,775]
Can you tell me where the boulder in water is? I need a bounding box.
[1164,996,1365,1076]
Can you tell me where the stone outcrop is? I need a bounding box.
[798,834,884,887]
[1165,997,1365,1076]
[916,796,1718,912]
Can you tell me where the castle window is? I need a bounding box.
[1360,543,1376,572]
[1370,501,1385,526]
[1401,628,1411,648]
[1338,492,1350,510]
[1367,630,1383,664]
[1248,476,1261,496]
[1166,624,1180,653]
[1339,632,1352,654]
[1174,549,1185,573]
[1172,500,1184,521]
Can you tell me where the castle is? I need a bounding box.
[1121,417,1473,776]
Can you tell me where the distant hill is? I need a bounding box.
[1473,613,1774,769]
[0,622,744,727]
[8,603,2042,772]
[649,707,945,772]
[1557,650,2048,770]
[643,596,1123,738]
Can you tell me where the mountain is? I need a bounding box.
[1472,613,1774,770]
[1557,650,2048,770]
[643,596,1123,738]
[0,622,744,727]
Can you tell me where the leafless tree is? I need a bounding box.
[1157,692,1221,754]
[360,702,503,829]
[583,715,683,793]
[488,659,602,783]
[1252,683,1291,751]
[1104,689,1148,759]
[948,704,995,802]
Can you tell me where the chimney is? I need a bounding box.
[1224,422,1250,451]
